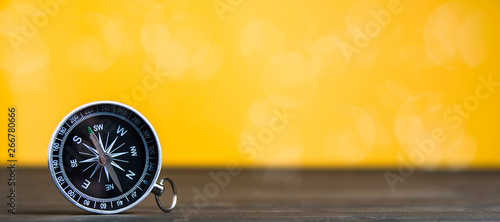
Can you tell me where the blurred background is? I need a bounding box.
[1,0,500,170]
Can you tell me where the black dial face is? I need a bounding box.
[48,101,161,214]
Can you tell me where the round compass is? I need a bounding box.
[48,101,176,214]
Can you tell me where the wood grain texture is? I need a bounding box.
[2,169,500,221]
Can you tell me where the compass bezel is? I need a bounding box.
[47,101,162,214]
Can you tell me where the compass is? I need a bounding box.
[48,101,177,214]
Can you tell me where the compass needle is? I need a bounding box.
[88,127,105,155]
[111,161,125,172]
[106,164,123,192]
[82,142,98,155]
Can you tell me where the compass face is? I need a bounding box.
[48,101,161,214]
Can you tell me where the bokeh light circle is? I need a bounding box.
[263,53,317,107]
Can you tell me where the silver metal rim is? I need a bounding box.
[47,100,162,214]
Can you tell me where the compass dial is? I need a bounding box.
[48,101,161,214]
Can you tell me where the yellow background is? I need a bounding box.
[1,0,500,169]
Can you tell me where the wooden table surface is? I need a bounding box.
[2,168,500,221]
